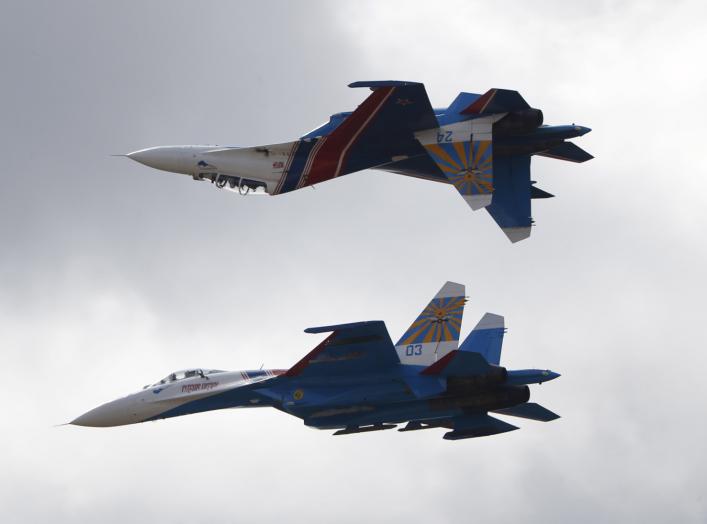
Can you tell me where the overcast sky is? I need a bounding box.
[2,1,706,522]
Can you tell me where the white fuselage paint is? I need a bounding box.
[72,370,276,427]
[127,143,296,194]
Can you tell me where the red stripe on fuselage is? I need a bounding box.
[295,136,328,190]
[274,141,301,194]
[302,87,395,186]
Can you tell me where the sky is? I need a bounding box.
[1,0,706,522]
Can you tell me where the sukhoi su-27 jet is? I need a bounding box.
[124,81,592,242]
[72,282,560,441]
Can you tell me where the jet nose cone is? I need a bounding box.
[71,408,114,428]
[126,146,193,175]
[71,399,134,428]
[71,411,104,427]
[574,126,591,136]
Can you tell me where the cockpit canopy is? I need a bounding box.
[149,368,225,387]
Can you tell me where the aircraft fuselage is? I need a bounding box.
[72,365,557,430]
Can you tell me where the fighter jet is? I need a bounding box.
[124,81,591,243]
[72,282,560,440]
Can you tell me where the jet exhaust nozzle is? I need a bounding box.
[446,366,508,394]
[496,109,544,133]
[430,385,530,412]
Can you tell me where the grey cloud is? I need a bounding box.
[1,0,706,522]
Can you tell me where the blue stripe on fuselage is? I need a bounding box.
[144,386,272,421]
[279,139,318,194]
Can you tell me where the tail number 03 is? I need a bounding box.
[405,344,423,356]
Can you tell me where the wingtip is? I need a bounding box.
[435,281,465,299]
[502,227,531,243]
[475,313,504,330]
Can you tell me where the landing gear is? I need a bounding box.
[202,173,267,195]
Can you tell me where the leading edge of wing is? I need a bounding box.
[348,80,423,88]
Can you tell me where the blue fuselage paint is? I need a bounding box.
[147,364,547,430]
[277,138,319,194]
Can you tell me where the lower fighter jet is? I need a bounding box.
[72,282,560,440]
[124,81,592,242]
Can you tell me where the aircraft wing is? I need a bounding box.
[285,321,400,378]
[347,81,438,134]
[301,81,438,186]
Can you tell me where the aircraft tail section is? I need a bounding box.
[485,155,533,242]
[419,349,492,377]
[461,88,530,115]
[459,313,505,365]
[444,92,481,118]
[416,119,499,210]
[395,282,466,367]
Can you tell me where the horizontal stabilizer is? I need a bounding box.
[287,320,399,378]
[420,349,490,376]
[461,89,530,115]
[493,402,560,422]
[459,313,505,365]
[530,185,554,199]
[537,142,593,163]
[443,414,518,440]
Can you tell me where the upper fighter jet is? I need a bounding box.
[125,81,591,242]
[71,282,560,440]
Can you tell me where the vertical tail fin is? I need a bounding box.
[444,129,494,211]
[485,155,533,243]
[416,116,502,211]
[459,313,505,365]
[395,282,466,366]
